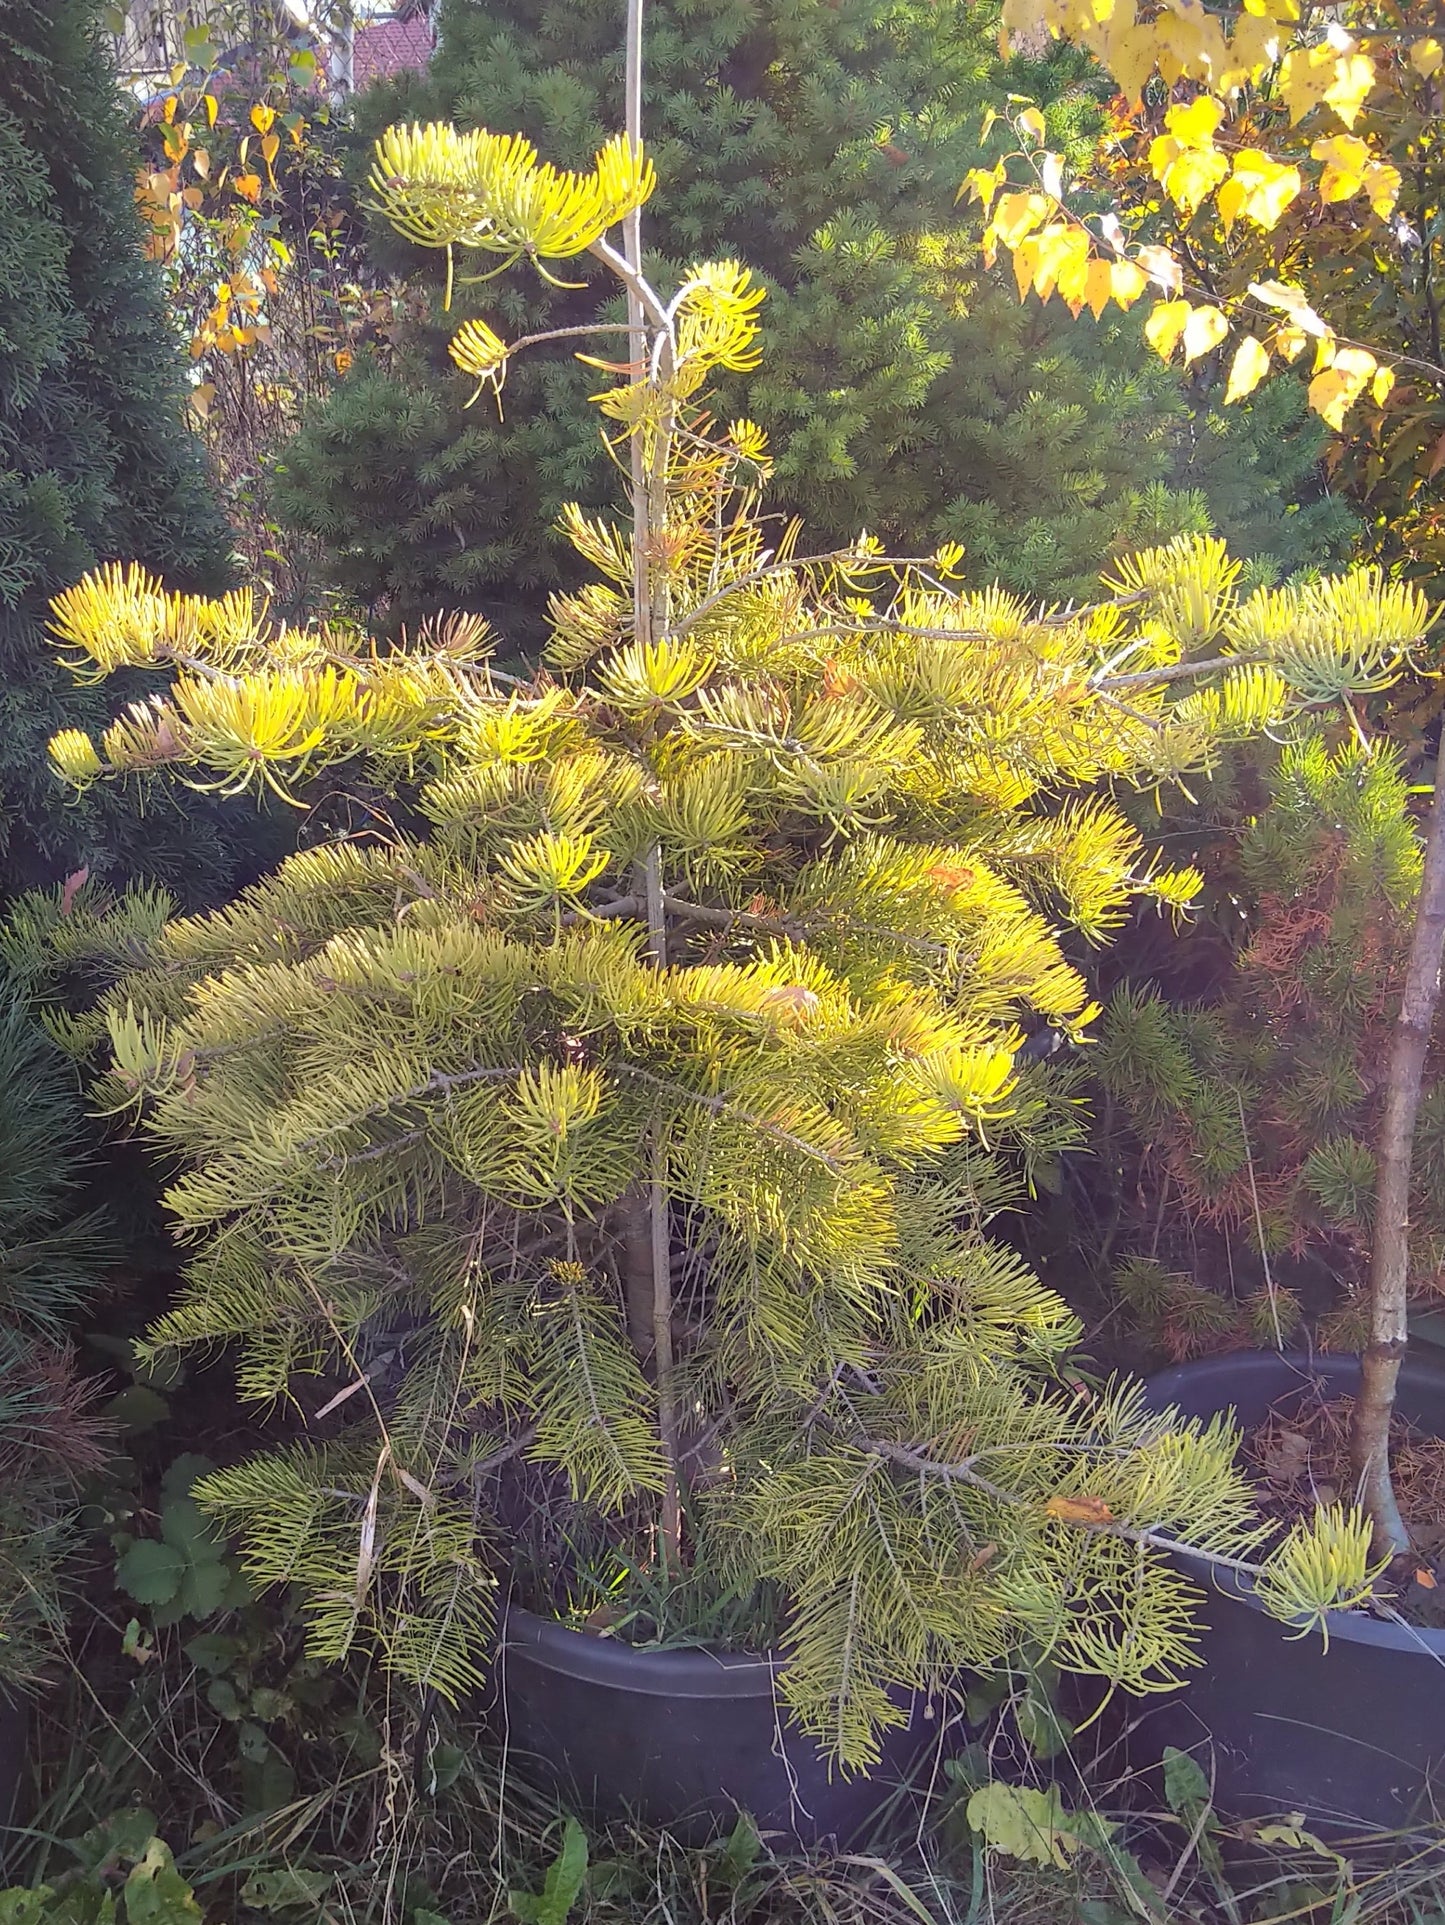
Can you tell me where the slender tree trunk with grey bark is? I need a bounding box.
[1353,724,1445,1557]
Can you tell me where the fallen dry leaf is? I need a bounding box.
[1262,1428,1311,1486]
[1044,1494,1114,1525]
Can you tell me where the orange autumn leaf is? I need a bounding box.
[1044,1494,1115,1525]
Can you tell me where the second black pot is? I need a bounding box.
[1130,1350,1445,1831]
[494,1607,948,1844]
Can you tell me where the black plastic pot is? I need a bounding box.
[1131,1350,1445,1830]
[494,1607,948,1843]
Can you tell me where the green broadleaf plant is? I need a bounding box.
[37,106,1435,1763]
[508,1818,588,1925]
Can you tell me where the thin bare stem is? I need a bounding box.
[1093,653,1262,692]
[1353,727,1445,1557]
[620,0,653,653]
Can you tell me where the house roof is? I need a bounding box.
[354,13,434,88]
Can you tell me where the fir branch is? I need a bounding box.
[304,1065,525,1158]
[660,892,949,958]
[614,1063,851,1172]
[669,550,939,639]
[859,1438,1269,1579]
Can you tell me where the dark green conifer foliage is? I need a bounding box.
[1093,738,1435,1360]
[0,0,255,900]
[0,985,111,1686]
[273,0,1355,628]
[1171,373,1359,586]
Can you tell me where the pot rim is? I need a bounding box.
[499,1603,788,1699]
[1144,1349,1445,1659]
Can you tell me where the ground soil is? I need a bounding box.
[1245,1385,1445,1628]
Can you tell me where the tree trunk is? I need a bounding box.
[327,0,354,100]
[1352,724,1445,1556]
[641,845,682,1564]
[619,1184,656,1365]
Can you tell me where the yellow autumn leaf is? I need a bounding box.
[1109,258,1149,308]
[1010,233,1039,301]
[1018,106,1047,144]
[1249,277,1302,309]
[1150,95,1230,217]
[1275,323,1309,361]
[1243,0,1298,19]
[1083,256,1114,318]
[1182,304,1228,365]
[1363,162,1402,220]
[999,0,1042,35]
[1029,225,1091,304]
[1324,52,1376,128]
[1411,38,1444,78]
[1091,12,1157,105]
[1056,238,1092,307]
[1279,43,1335,122]
[1153,141,1231,217]
[1163,95,1226,145]
[1220,12,1285,91]
[1311,133,1370,202]
[1217,149,1302,231]
[1372,364,1395,406]
[1308,346,1376,429]
[961,160,1008,211]
[250,102,276,135]
[1144,299,1193,362]
[1155,5,1231,89]
[987,189,1052,252]
[1224,335,1271,402]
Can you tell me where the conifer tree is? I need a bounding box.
[0,0,260,901]
[1096,739,1430,1359]
[40,107,1426,1760]
[270,0,1354,628]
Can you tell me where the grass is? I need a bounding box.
[9,1607,1445,1925]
